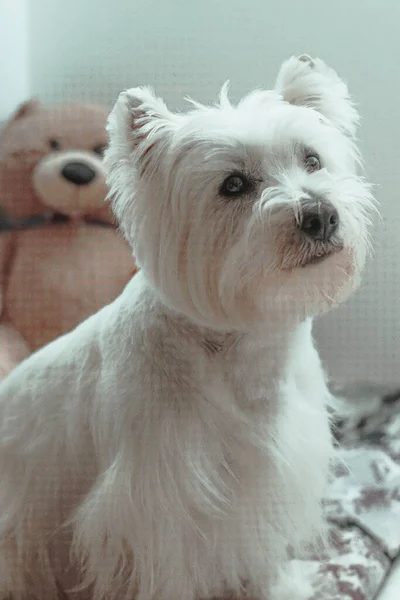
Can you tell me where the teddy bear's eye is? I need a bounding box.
[93,145,106,157]
[49,139,61,151]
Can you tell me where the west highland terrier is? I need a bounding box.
[0,55,374,600]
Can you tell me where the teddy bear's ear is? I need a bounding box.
[9,99,42,122]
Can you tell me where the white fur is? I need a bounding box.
[0,55,374,600]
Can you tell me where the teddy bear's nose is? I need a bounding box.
[61,162,96,186]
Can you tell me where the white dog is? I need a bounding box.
[0,55,374,600]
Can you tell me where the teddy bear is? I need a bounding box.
[0,99,136,379]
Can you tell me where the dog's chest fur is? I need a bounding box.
[0,277,333,600]
[84,280,333,598]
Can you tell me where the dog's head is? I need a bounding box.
[106,55,375,329]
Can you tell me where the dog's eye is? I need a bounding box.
[220,174,251,197]
[304,154,321,173]
[93,144,106,157]
[49,139,61,151]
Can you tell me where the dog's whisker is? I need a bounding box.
[335,264,351,278]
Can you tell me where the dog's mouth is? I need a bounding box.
[285,243,344,270]
[275,230,345,271]
[300,243,344,268]
[301,247,342,267]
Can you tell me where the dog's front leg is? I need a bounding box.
[0,318,104,599]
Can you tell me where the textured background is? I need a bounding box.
[2,0,399,385]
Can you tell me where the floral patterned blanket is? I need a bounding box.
[301,383,400,600]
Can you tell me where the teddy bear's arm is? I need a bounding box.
[0,232,31,379]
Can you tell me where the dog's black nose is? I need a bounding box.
[299,201,339,241]
[61,162,96,186]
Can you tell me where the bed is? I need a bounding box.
[300,383,400,599]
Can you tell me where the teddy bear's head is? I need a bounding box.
[0,99,113,222]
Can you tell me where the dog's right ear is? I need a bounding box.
[106,87,181,163]
[104,87,183,244]
[275,55,359,139]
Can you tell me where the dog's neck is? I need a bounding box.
[179,313,312,413]
[155,293,308,357]
[144,281,313,402]
[203,317,312,382]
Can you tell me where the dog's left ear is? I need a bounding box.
[106,86,182,165]
[275,55,359,138]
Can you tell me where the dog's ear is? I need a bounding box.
[106,86,181,163]
[275,55,359,138]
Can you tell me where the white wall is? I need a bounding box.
[28,0,400,385]
[0,0,30,120]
